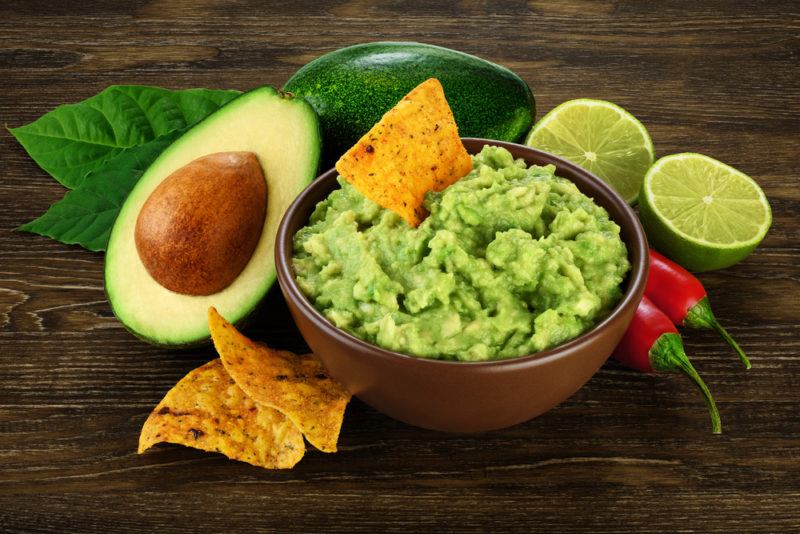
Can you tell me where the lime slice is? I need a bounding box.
[525,99,654,203]
[639,153,772,272]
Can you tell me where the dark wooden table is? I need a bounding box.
[1,1,798,532]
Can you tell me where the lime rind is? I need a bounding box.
[642,153,772,250]
[525,99,654,204]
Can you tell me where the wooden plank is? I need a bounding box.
[0,0,798,531]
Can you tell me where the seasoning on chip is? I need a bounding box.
[208,307,351,453]
[335,78,473,227]
[138,359,305,469]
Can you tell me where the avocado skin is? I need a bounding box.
[284,42,535,164]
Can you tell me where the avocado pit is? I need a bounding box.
[134,151,267,296]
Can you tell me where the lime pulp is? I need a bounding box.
[525,98,655,204]
[638,153,771,272]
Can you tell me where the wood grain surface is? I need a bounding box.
[1,1,798,532]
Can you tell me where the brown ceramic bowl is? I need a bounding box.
[276,138,648,432]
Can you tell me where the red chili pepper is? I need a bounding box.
[613,296,721,433]
[646,249,750,369]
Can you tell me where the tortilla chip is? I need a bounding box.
[138,359,305,469]
[335,78,473,227]
[208,307,351,453]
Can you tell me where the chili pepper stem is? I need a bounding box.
[649,332,722,434]
[684,297,751,370]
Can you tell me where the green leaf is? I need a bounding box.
[19,130,183,251]
[9,86,239,189]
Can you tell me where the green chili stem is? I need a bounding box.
[685,297,751,369]
[650,332,722,434]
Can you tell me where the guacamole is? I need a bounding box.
[293,146,630,361]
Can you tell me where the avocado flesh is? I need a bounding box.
[105,86,321,347]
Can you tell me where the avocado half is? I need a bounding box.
[105,86,321,347]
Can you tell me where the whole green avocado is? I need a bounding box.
[283,42,535,164]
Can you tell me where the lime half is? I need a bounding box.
[525,99,654,204]
[639,153,772,272]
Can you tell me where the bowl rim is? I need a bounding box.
[275,138,649,369]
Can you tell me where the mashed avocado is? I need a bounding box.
[293,146,630,361]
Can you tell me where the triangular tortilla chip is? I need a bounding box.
[208,308,351,453]
[335,78,473,226]
[138,359,305,469]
